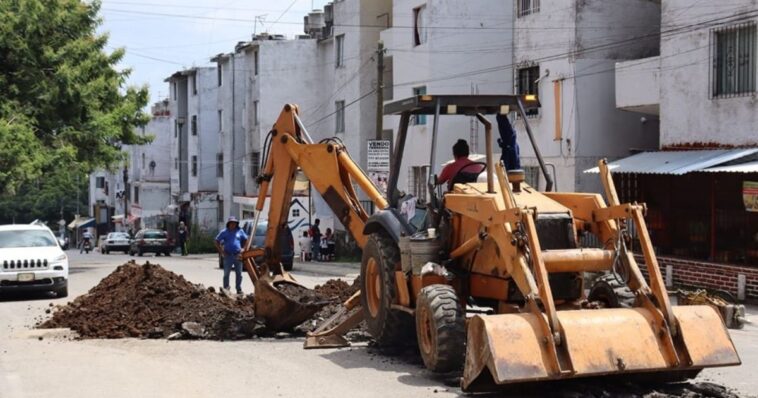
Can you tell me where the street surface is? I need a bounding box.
[1,251,757,398]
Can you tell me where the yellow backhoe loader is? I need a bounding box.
[243,95,740,392]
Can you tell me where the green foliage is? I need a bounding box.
[186,225,217,254]
[0,0,150,202]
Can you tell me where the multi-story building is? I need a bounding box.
[609,0,757,299]
[166,67,221,232]
[380,0,514,199]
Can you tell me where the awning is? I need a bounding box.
[703,160,758,173]
[584,149,758,175]
[67,216,95,230]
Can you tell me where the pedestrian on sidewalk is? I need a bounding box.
[177,221,188,256]
[299,230,312,261]
[214,216,248,296]
[310,219,321,261]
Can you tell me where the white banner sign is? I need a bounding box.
[367,140,391,172]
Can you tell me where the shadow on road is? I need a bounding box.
[0,290,58,302]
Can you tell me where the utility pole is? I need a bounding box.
[375,40,385,140]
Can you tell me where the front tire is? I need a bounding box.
[138,249,144,257]
[55,282,69,298]
[415,284,466,372]
[360,232,413,346]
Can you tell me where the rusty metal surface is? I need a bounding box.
[462,306,741,391]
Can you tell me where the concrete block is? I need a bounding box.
[737,274,746,301]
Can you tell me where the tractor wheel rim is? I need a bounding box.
[366,257,381,318]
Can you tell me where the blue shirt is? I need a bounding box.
[215,228,249,256]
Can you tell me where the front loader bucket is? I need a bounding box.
[462,305,740,392]
[254,276,326,332]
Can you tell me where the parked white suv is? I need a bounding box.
[0,224,69,297]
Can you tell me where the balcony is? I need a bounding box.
[615,56,660,115]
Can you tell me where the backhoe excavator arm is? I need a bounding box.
[246,104,389,276]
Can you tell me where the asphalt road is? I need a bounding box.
[1,250,757,398]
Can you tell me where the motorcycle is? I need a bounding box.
[81,237,92,254]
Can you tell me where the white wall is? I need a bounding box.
[615,56,661,115]
[659,0,758,147]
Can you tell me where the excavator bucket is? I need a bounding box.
[253,275,327,332]
[462,305,740,392]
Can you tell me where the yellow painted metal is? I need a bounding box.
[541,249,613,273]
[462,306,740,391]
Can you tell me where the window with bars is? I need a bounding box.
[96,176,105,189]
[712,23,756,98]
[523,166,541,189]
[218,110,223,133]
[218,200,224,223]
[517,65,540,116]
[517,0,540,17]
[217,66,223,86]
[254,51,259,76]
[191,115,197,136]
[253,100,259,126]
[411,86,427,125]
[335,100,345,133]
[250,152,260,180]
[192,75,197,95]
[191,156,198,177]
[217,153,224,177]
[134,186,140,204]
[408,165,429,203]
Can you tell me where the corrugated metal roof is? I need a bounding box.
[584,149,758,175]
[703,160,758,173]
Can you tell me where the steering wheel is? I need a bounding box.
[450,162,487,187]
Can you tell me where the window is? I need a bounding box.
[517,65,540,116]
[174,120,178,138]
[335,100,345,133]
[191,156,198,177]
[192,75,197,95]
[292,208,300,217]
[218,110,223,133]
[250,152,260,180]
[411,86,427,125]
[524,166,540,189]
[335,34,345,67]
[191,115,197,136]
[134,186,140,204]
[172,82,177,100]
[413,5,427,46]
[254,51,259,76]
[712,23,756,98]
[217,153,224,177]
[96,176,105,189]
[141,153,146,169]
[174,157,178,170]
[517,0,540,17]
[253,100,259,125]
[409,165,429,203]
[217,66,222,86]
[217,200,224,223]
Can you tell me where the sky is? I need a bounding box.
[98,0,330,104]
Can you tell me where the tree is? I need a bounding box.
[0,0,150,209]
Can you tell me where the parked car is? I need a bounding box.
[0,224,69,297]
[102,232,131,254]
[217,220,294,271]
[129,229,173,257]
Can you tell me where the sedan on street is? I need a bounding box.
[102,232,131,254]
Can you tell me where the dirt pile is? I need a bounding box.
[39,261,261,340]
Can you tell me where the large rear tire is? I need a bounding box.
[588,273,636,308]
[416,284,466,372]
[360,232,413,346]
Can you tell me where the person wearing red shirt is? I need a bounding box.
[437,139,476,190]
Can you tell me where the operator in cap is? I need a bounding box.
[214,216,249,296]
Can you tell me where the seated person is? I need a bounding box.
[436,139,484,190]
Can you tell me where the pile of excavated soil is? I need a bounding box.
[39,261,260,340]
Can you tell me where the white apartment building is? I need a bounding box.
[380,0,514,197]
[510,0,662,193]
[616,0,757,148]
[166,67,221,232]
[89,100,173,233]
